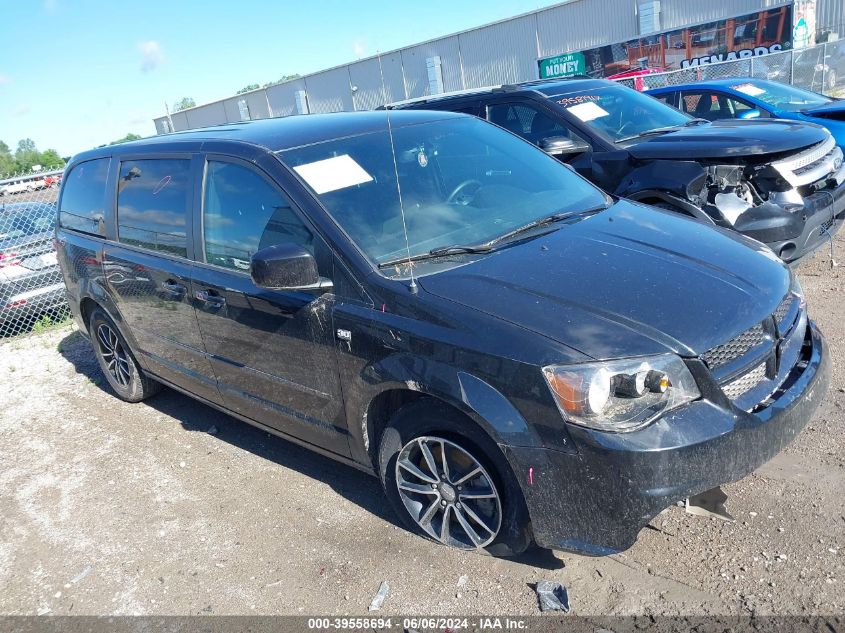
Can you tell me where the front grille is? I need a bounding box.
[701,323,766,370]
[820,217,835,235]
[773,293,797,331]
[772,137,840,188]
[722,363,767,400]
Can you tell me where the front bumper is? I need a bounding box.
[502,321,829,556]
[741,180,845,264]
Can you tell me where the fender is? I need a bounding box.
[77,270,147,366]
[346,352,547,468]
[615,160,710,215]
[627,190,717,225]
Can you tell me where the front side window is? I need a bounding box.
[280,116,607,271]
[58,158,110,235]
[550,84,691,144]
[203,160,312,271]
[117,159,190,257]
[681,92,758,121]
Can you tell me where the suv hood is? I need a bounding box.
[419,200,790,360]
[626,119,829,161]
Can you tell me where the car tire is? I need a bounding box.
[378,399,532,556]
[88,308,162,403]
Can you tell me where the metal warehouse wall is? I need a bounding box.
[817,0,844,31]
[153,0,794,132]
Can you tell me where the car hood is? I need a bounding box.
[419,200,790,360]
[626,119,829,161]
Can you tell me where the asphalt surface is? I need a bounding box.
[0,234,843,617]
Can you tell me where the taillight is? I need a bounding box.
[0,252,21,268]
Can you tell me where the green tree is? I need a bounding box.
[14,138,40,173]
[0,141,14,176]
[173,97,196,112]
[39,149,65,169]
[110,133,142,145]
[236,83,260,94]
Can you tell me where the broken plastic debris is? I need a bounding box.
[368,581,389,611]
[457,574,468,587]
[207,425,218,435]
[71,566,92,584]
[685,486,735,522]
[535,580,570,612]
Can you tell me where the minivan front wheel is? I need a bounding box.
[88,308,162,402]
[378,400,531,556]
[396,436,502,549]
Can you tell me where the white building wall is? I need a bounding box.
[152,0,798,133]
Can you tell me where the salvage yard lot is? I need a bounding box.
[0,237,843,617]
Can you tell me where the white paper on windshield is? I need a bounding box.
[732,83,766,97]
[567,101,609,122]
[293,154,373,194]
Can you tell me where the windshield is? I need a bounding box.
[728,80,832,113]
[279,116,607,269]
[550,84,692,144]
[0,203,55,243]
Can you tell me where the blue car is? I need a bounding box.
[647,79,845,146]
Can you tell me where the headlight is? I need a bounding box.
[543,354,700,432]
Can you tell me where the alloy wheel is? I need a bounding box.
[96,323,131,388]
[395,436,502,549]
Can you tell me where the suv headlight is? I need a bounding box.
[543,354,700,432]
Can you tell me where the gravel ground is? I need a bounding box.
[0,235,843,618]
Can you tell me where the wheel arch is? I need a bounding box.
[357,356,543,470]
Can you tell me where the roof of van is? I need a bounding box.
[70,110,465,163]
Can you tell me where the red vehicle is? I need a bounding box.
[608,67,666,91]
[44,174,63,189]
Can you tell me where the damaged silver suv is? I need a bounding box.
[392,78,845,264]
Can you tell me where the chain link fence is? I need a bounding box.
[0,168,68,338]
[616,38,845,96]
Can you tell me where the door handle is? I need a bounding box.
[195,289,226,309]
[161,280,187,296]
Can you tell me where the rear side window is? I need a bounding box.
[117,159,191,257]
[58,158,110,235]
[203,160,313,271]
[487,103,570,145]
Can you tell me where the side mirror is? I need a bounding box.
[739,109,762,120]
[540,135,591,157]
[250,243,332,293]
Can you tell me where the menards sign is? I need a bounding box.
[538,52,586,79]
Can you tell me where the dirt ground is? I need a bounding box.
[0,236,843,618]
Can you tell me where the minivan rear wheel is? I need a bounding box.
[378,399,531,556]
[88,308,162,402]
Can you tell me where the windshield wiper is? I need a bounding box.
[617,118,709,144]
[457,203,610,251]
[377,203,610,270]
[616,125,683,144]
[377,244,493,269]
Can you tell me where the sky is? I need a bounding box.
[0,0,561,158]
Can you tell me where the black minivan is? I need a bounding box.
[56,111,829,556]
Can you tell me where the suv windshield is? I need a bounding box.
[728,80,832,112]
[550,83,692,144]
[280,116,607,270]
